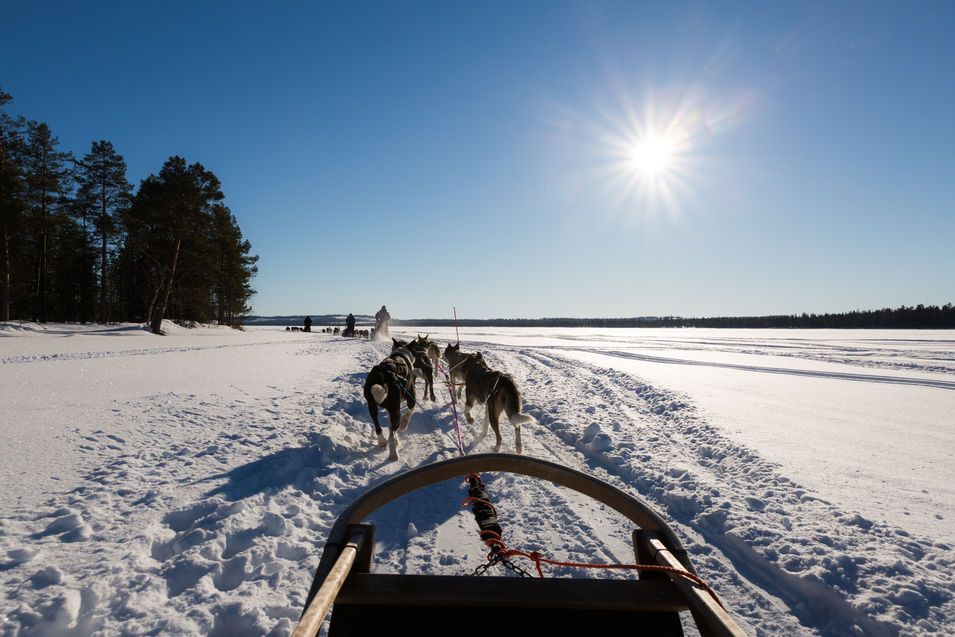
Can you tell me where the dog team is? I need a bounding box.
[363,335,536,461]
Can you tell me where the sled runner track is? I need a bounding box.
[480,345,953,636]
[440,335,955,391]
[591,349,955,390]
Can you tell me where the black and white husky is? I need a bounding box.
[363,339,419,460]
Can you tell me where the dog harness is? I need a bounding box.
[391,347,416,371]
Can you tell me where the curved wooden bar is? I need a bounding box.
[297,453,747,637]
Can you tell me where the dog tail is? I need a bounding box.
[370,384,388,404]
[503,377,537,426]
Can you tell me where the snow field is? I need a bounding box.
[1,325,953,636]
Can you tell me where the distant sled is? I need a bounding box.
[292,454,747,637]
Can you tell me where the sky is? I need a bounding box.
[1,1,953,319]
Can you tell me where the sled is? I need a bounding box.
[292,453,747,637]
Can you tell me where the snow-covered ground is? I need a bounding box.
[1,323,953,636]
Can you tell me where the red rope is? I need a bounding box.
[434,359,465,456]
[452,407,726,612]
[461,496,498,520]
[494,547,725,609]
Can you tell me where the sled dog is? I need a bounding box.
[443,343,535,453]
[363,339,419,460]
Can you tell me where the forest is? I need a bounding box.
[0,89,257,333]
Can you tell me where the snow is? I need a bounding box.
[1,323,953,635]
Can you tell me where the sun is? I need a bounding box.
[630,136,675,177]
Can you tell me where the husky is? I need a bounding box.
[402,338,436,402]
[363,339,419,460]
[415,335,441,396]
[442,342,470,400]
[443,343,535,453]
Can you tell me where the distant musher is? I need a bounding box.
[375,305,391,339]
[344,313,356,337]
[304,316,312,332]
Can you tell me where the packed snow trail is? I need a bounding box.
[1,326,952,636]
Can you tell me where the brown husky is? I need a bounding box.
[443,343,535,453]
[442,342,470,400]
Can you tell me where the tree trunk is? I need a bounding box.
[100,173,108,323]
[100,229,107,322]
[149,232,182,334]
[36,163,48,323]
[37,224,46,323]
[1,228,9,321]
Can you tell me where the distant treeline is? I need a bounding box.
[389,304,955,329]
[252,303,953,329]
[390,304,955,329]
[1,89,258,333]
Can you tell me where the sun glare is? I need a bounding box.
[551,82,754,221]
[630,137,674,177]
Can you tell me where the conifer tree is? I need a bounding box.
[76,140,131,322]
[0,89,26,321]
[22,121,73,322]
[211,204,257,326]
[125,156,223,334]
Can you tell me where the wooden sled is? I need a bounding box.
[292,453,747,637]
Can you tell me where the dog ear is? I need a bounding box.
[392,338,399,348]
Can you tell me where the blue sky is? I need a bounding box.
[2,1,953,319]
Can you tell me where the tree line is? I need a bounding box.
[382,303,955,329]
[0,89,257,333]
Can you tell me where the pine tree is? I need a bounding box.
[22,121,73,322]
[125,156,223,334]
[75,140,132,322]
[0,89,26,321]
[211,204,257,326]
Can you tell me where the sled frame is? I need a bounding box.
[293,453,747,637]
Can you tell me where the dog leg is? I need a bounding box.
[386,406,402,459]
[514,425,523,454]
[388,431,399,461]
[400,404,415,430]
[464,391,477,424]
[368,401,387,448]
[489,404,503,452]
[400,385,416,431]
